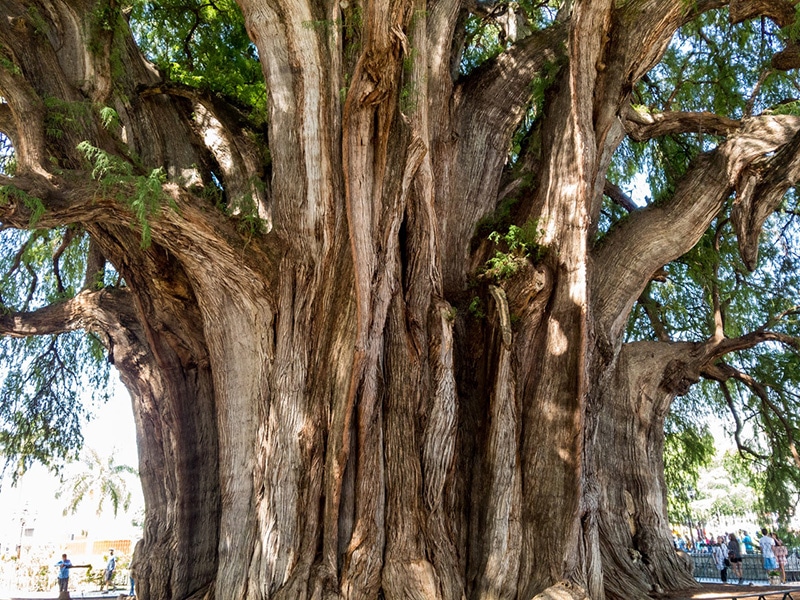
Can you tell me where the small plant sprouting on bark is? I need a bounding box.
[468,296,485,320]
[99,106,121,131]
[0,185,45,225]
[78,142,169,247]
[44,97,92,140]
[483,219,546,280]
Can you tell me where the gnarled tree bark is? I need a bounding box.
[2,1,800,599]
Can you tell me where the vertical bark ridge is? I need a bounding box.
[382,299,437,600]
[88,235,221,600]
[422,301,465,600]
[473,286,521,600]
[517,2,613,595]
[252,262,317,599]
[338,3,417,598]
[591,342,697,600]
[240,0,336,247]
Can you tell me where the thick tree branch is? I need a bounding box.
[83,236,107,291]
[729,1,800,71]
[707,374,771,461]
[603,180,638,212]
[593,114,800,343]
[0,174,280,296]
[593,0,729,141]
[0,62,50,178]
[704,331,800,371]
[729,0,797,27]
[52,227,78,296]
[623,105,740,142]
[138,83,271,226]
[772,41,800,71]
[444,25,566,291]
[636,285,671,342]
[732,126,800,270]
[746,68,774,117]
[455,24,567,137]
[0,288,132,338]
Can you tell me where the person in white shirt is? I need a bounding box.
[712,536,729,583]
[759,528,777,573]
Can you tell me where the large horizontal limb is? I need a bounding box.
[623,106,741,141]
[729,0,796,27]
[592,114,800,343]
[0,173,280,295]
[0,287,134,339]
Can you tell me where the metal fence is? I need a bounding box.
[691,550,800,582]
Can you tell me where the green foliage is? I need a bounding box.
[44,97,92,140]
[77,141,133,180]
[459,14,506,75]
[77,142,169,247]
[458,3,560,76]
[468,296,485,320]
[0,331,110,482]
[605,7,800,214]
[474,196,521,244]
[483,220,546,280]
[301,19,338,34]
[99,106,121,130]
[664,404,716,524]
[685,451,759,526]
[0,132,16,176]
[342,5,363,66]
[630,198,800,520]
[0,185,45,225]
[129,0,266,123]
[0,226,111,480]
[0,46,21,75]
[231,191,267,237]
[25,6,48,37]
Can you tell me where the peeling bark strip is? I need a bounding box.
[4,1,800,600]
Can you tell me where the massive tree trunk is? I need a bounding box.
[3,1,800,599]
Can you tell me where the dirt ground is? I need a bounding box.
[657,582,799,599]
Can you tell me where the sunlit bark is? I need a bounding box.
[3,1,800,599]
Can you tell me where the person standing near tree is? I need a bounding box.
[712,536,729,583]
[773,533,788,583]
[759,528,777,577]
[743,531,754,554]
[55,553,72,593]
[728,532,744,584]
[101,549,117,593]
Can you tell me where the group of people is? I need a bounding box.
[710,528,789,585]
[710,532,745,584]
[55,543,141,596]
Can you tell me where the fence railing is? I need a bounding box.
[691,550,800,582]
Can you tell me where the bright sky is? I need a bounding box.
[0,369,142,552]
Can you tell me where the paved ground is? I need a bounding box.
[659,582,799,599]
[1,591,128,600]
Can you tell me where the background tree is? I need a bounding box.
[3,1,800,600]
[56,447,137,517]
